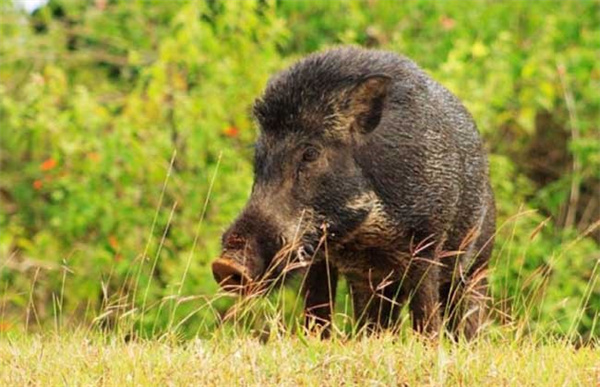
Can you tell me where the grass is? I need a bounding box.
[1,329,599,386]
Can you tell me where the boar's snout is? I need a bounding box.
[212,228,268,293]
[213,206,288,293]
[211,257,252,292]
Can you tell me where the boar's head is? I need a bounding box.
[212,50,393,293]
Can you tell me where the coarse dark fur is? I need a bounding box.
[213,46,496,339]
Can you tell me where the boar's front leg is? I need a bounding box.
[348,271,403,333]
[406,260,442,337]
[301,258,338,338]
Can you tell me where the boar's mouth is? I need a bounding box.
[211,258,253,293]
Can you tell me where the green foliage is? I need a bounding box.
[0,0,598,338]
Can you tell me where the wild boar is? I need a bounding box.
[212,46,496,339]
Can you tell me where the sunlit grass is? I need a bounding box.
[1,328,598,386]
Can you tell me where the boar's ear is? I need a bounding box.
[342,74,392,134]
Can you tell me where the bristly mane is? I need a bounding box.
[252,46,411,139]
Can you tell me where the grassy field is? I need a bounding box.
[2,330,599,386]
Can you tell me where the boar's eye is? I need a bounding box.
[301,146,320,163]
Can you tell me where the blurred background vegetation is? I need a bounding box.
[0,0,598,339]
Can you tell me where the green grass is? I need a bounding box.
[1,330,598,386]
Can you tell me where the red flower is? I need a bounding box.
[108,235,119,250]
[40,158,57,171]
[87,152,101,162]
[33,180,43,190]
[0,321,11,332]
[440,15,456,31]
[223,126,239,138]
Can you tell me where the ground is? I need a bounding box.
[2,331,598,386]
